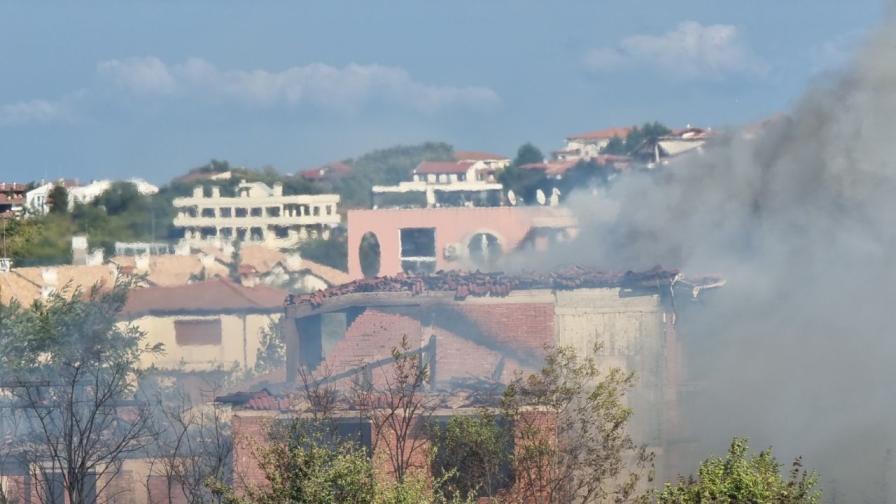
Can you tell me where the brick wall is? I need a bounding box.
[456,303,554,356]
[322,309,423,377]
[231,413,275,496]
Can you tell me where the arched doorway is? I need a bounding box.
[468,232,502,269]
[359,232,381,278]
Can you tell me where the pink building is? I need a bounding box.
[346,206,576,278]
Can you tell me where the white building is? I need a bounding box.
[67,178,159,210]
[372,160,504,208]
[25,182,54,215]
[555,127,632,161]
[172,180,341,248]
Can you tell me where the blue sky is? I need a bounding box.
[0,1,886,184]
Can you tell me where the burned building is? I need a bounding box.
[223,267,722,485]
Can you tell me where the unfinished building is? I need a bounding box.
[256,267,722,483]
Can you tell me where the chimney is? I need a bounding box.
[211,186,221,198]
[71,235,88,265]
[192,186,204,198]
[272,182,284,196]
[135,254,150,272]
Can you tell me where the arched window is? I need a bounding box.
[468,233,502,269]
[359,232,381,278]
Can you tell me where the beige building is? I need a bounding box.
[120,279,286,372]
[557,126,632,161]
[172,181,341,249]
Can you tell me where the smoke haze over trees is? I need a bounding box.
[525,8,896,500]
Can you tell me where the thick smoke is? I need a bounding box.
[528,10,896,500]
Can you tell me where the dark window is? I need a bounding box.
[235,208,248,218]
[359,232,381,278]
[313,206,321,216]
[250,207,262,217]
[468,233,502,268]
[400,228,436,258]
[201,208,215,217]
[266,206,281,217]
[220,207,232,217]
[175,319,222,346]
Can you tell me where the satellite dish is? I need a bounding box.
[536,189,546,206]
[549,187,561,207]
[506,190,517,206]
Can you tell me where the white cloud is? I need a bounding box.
[98,56,176,94]
[584,21,768,79]
[97,57,499,113]
[0,99,68,126]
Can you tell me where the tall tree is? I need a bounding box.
[0,282,162,504]
[48,185,69,214]
[512,142,544,167]
[501,344,654,504]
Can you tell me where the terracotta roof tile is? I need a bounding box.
[567,127,632,141]
[121,278,287,317]
[414,161,474,175]
[453,151,509,161]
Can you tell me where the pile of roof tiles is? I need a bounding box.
[286,266,681,309]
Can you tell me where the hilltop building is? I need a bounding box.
[555,127,632,161]
[371,156,508,209]
[172,181,341,249]
[0,183,28,217]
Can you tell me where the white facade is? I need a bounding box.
[25,183,53,215]
[68,180,112,209]
[67,179,159,210]
[173,181,341,248]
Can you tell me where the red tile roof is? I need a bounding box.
[0,183,27,193]
[518,161,578,177]
[567,127,632,141]
[414,161,474,175]
[453,151,509,161]
[299,161,353,180]
[121,278,287,317]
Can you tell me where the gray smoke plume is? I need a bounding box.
[529,9,896,500]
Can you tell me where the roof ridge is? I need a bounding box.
[218,278,263,307]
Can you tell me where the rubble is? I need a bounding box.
[285,266,695,309]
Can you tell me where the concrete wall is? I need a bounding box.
[127,312,280,372]
[346,206,574,278]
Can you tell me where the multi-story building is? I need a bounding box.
[555,127,632,161]
[372,159,506,209]
[172,181,341,248]
[0,183,28,217]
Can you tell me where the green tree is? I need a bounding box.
[512,142,544,167]
[48,184,69,214]
[93,181,144,216]
[501,345,654,504]
[657,437,820,504]
[210,419,377,504]
[497,165,549,205]
[602,135,626,155]
[429,410,512,499]
[624,122,671,154]
[0,282,162,504]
